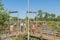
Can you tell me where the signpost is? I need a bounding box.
[8,11,18,34]
[27,0,30,40]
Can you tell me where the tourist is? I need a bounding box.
[20,20,24,32]
[10,24,14,33]
[30,20,36,34]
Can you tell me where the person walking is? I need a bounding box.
[30,20,36,34]
[10,24,14,34]
[31,23,35,34]
[20,20,24,32]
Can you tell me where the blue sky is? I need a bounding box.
[2,0,60,18]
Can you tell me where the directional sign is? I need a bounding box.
[9,11,18,13]
[27,11,37,13]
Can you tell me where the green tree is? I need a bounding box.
[50,13,55,18]
[0,0,9,30]
[57,16,60,21]
[50,13,56,21]
[44,12,50,21]
[37,10,43,21]
[38,10,43,18]
[0,12,9,25]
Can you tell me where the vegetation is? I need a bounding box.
[29,10,60,31]
[0,0,9,31]
[0,0,60,30]
[0,0,18,31]
[34,10,60,21]
[0,0,60,40]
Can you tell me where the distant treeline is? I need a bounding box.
[26,10,60,21]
